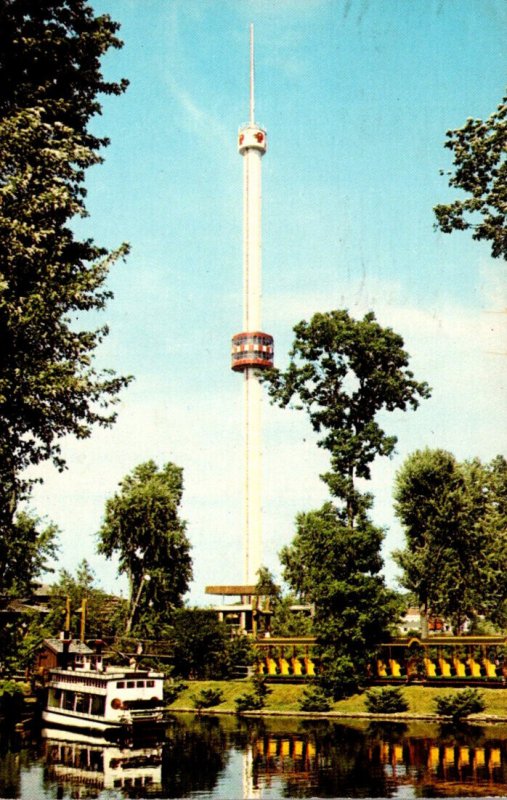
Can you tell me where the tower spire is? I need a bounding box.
[249,23,255,124]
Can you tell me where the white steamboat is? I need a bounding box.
[40,638,166,735]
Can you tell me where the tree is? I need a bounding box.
[46,559,127,640]
[0,511,58,671]
[98,461,192,633]
[170,609,239,680]
[0,2,131,566]
[0,510,58,596]
[265,311,430,526]
[265,310,428,696]
[434,93,507,260]
[281,503,400,698]
[393,449,507,633]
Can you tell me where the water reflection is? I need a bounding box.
[1,715,507,798]
[41,728,164,796]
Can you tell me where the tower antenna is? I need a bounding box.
[249,22,255,124]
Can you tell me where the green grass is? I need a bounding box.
[167,680,507,718]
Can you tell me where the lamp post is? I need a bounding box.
[125,573,151,635]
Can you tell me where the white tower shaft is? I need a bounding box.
[243,147,263,332]
[231,25,272,586]
[242,28,263,586]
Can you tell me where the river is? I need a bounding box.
[1,714,507,798]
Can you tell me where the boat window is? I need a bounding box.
[75,693,89,714]
[146,680,155,687]
[116,681,125,688]
[48,689,62,708]
[63,691,75,711]
[136,680,145,688]
[90,695,105,716]
[126,681,135,688]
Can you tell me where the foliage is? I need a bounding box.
[298,684,331,712]
[393,450,507,632]
[191,688,224,710]
[0,680,25,718]
[98,461,192,633]
[264,310,430,524]
[0,610,42,675]
[45,559,127,640]
[267,310,426,699]
[434,688,486,722]
[0,511,58,596]
[227,635,255,674]
[269,594,314,637]
[434,94,507,259]
[0,0,131,550]
[164,680,187,704]
[254,567,314,636]
[251,673,271,700]
[170,609,236,680]
[234,692,264,713]
[365,686,408,714]
[253,566,280,635]
[235,674,271,713]
[281,504,401,699]
[0,559,125,677]
[0,512,58,670]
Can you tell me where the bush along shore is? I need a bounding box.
[165,680,507,723]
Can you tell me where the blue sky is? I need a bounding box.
[31,0,506,603]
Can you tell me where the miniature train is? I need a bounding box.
[253,635,507,685]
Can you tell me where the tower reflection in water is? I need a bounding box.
[41,728,164,796]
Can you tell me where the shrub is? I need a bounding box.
[0,680,25,718]
[434,688,486,721]
[191,688,224,710]
[298,684,331,712]
[235,692,264,713]
[164,680,187,704]
[365,686,409,714]
[235,674,271,714]
[251,674,271,700]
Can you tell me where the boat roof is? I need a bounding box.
[43,638,94,655]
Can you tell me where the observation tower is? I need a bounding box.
[205,25,273,631]
[231,24,273,585]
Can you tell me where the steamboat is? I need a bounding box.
[39,637,166,736]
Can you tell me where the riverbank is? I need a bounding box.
[167,680,507,722]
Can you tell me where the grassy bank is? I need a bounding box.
[167,680,507,720]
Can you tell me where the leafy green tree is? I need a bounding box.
[265,310,430,525]
[98,461,192,633]
[0,511,58,671]
[281,504,400,698]
[170,609,237,680]
[266,310,428,696]
[0,1,131,582]
[0,511,58,596]
[0,559,126,672]
[269,593,314,637]
[393,450,507,633]
[434,93,507,259]
[46,559,127,640]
